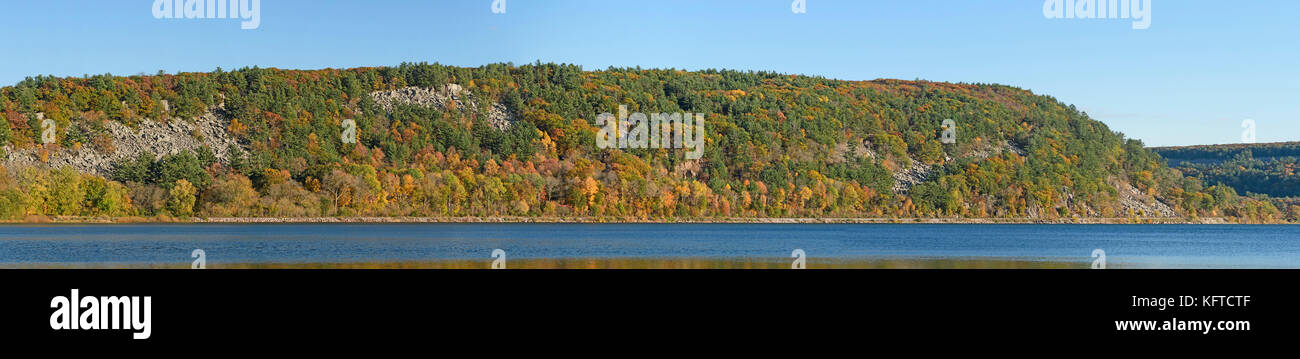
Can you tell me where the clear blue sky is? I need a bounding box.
[0,0,1295,146]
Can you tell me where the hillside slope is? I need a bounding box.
[0,63,1282,222]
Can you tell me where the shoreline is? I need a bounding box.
[0,216,1270,225]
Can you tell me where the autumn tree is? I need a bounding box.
[166,179,197,217]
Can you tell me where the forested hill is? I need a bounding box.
[1152,142,1300,165]
[1152,142,1300,201]
[0,63,1285,222]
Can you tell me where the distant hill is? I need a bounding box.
[0,63,1285,222]
[1152,142,1300,200]
[1152,142,1300,165]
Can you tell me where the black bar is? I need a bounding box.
[1,269,1288,348]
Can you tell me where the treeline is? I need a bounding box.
[1153,142,1300,164]
[0,63,1284,222]
[1159,146,1300,200]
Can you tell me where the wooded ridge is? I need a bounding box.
[0,63,1284,222]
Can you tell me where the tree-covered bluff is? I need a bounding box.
[0,63,1282,222]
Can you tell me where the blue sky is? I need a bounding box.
[0,0,1295,146]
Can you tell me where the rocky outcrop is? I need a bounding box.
[3,113,240,178]
[1117,182,1178,217]
[889,141,1024,194]
[966,140,1026,160]
[369,84,516,131]
[2,83,517,179]
[891,159,933,194]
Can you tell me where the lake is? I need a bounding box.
[0,224,1296,268]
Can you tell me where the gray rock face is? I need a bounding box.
[369,84,517,131]
[2,84,516,179]
[891,159,933,195]
[1118,182,1178,217]
[3,113,241,178]
[890,141,1025,194]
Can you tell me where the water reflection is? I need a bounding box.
[3,257,1088,269]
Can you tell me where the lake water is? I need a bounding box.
[0,224,1296,268]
